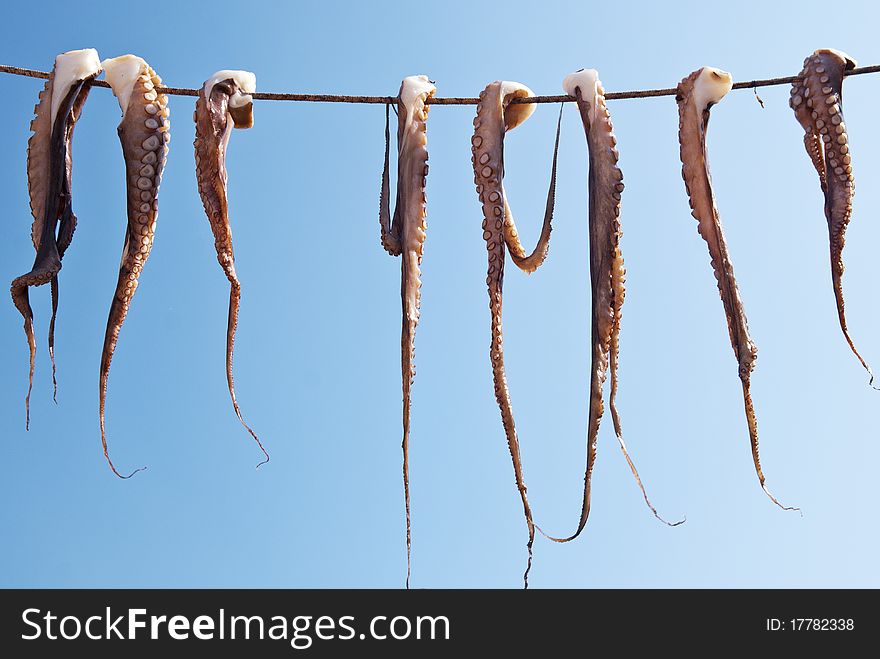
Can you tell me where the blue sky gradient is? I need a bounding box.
[1,0,879,587]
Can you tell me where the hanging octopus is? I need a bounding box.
[677,67,795,510]
[99,55,170,478]
[543,70,681,545]
[789,50,875,386]
[194,70,268,466]
[377,75,436,588]
[10,48,101,428]
[471,80,560,587]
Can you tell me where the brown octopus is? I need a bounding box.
[194,70,268,465]
[11,48,101,428]
[677,67,795,510]
[543,70,681,545]
[789,50,875,387]
[471,80,561,587]
[99,55,170,478]
[378,75,436,588]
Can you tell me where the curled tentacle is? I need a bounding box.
[678,67,796,511]
[194,70,269,466]
[378,76,435,588]
[503,106,561,274]
[99,54,170,478]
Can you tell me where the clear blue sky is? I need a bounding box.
[1,0,879,588]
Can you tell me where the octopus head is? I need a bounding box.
[693,67,733,112]
[819,48,857,71]
[51,49,102,124]
[562,68,601,123]
[204,70,257,129]
[399,74,436,110]
[499,81,536,131]
[102,55,148,118]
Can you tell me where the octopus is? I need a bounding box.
[543,70,682,545]
[10,48,101,429]
[99,55,170,478]
[471,81,561,587]
[677,67,795,510]
[377,75,436,588]
[194,70,269,465]
[789,50,875,386]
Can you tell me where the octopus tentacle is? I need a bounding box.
[541,72,681,545]
[607,306,676,523]
[790,49,876,387]
[677,67,796,511]
[16,76,56,426]
[11,49,100,428]
[607,275,684,526]
[378,103,402,256]
[194,70,268,466]
[49,276,59,401]
[501,107,561,274]
[378,76,435,589]
[49,166,79,402]
[99,55,170,478]
[472,81,560,587]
